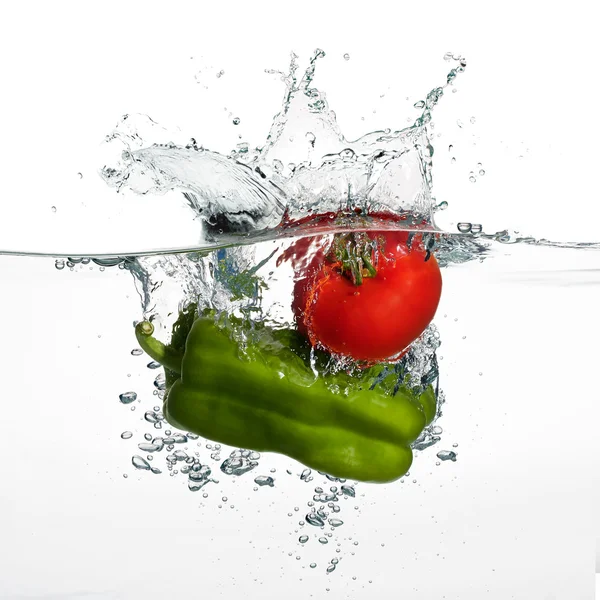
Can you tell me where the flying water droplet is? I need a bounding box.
[470,224,482,234]
[343,53,350,61]
[120,431,133,440]
[326,564,336,574]
[131,348,143,356]
[414,100,425,109]
[457,222,472,233]
[55,259,65,270]
[147,361,161,370]
[232,117,240,125]
[328,519,344,528]
[318,537,328,544]
[299,535,309,544]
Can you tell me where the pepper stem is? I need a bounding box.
[135,321,184,375]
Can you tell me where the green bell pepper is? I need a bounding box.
[135,307,436,483]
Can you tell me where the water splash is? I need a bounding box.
[99,50,469,246]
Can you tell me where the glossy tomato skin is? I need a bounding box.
[292,231,442,363]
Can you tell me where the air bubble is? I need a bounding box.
[119,391,137,405]
[306,513,325,527]
[55,259,65,270]
[436,450,458,462]
[254,475,274,487]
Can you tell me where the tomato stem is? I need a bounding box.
[331,232,379,286]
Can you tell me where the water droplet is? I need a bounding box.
[436,201,449,211]
[147,361,161,370]
[299,535,309,544]
[216,70,225,78]
[318,537,328,544]
[254,475,274,487]
[469,175,477,183]
[131,348,143,356]
[413,100,425,109]
[55,259,65,270]
[232,117,240,125]
[471,223,482,234]
[77,172,83,179]
[457,222,472,233]
[328,518,344,528]
[457,120,463,128]
[120,431,133,440]
[479,169,486,176]
[310,563,317,569]
[470,117,476,124]
[343,53,350,61]
[326,564,336,574]
[300,468,312,481]
[436,450,458,462]
[119,391,137,405]
[51,206,57,213]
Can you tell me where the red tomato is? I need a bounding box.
[291,231,442,362]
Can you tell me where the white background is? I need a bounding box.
[0,1,599,599]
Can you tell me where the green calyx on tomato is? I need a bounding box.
[291,230,442,363]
